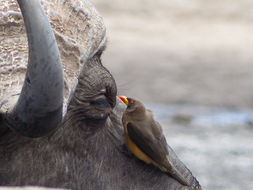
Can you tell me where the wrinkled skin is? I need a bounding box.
[0,0,201,189]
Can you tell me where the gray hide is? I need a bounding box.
[0,0,201,189]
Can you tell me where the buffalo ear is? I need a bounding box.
[5,0,64,137]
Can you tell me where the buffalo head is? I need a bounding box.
[0,0,201,189]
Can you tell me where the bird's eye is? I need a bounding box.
[129,100,135,104]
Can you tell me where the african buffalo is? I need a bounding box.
[0,0,201,189]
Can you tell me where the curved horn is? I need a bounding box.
[7,0,64,137]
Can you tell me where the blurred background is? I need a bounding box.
[91,0,253,189]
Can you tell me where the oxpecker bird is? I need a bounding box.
[119,96,201,189]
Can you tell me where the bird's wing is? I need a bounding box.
[127,121,200,188]
[127,121,169,167]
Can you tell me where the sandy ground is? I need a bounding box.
[147,104,253,190]
[90,0,253,189]
[92,0,253,108]
[162,121,253,190]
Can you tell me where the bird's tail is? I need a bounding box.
[165,145,202,189]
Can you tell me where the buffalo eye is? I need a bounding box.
[90,96,111,109]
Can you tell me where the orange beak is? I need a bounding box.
[119,96,129,105]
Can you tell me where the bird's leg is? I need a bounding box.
[119,143,133,157]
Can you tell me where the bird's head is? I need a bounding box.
[119,96,145,113]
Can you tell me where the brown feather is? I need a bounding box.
[122,98,201,188]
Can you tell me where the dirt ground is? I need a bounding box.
[91,0,253,189]
[162,121,253,190]
[92,0,253,108]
